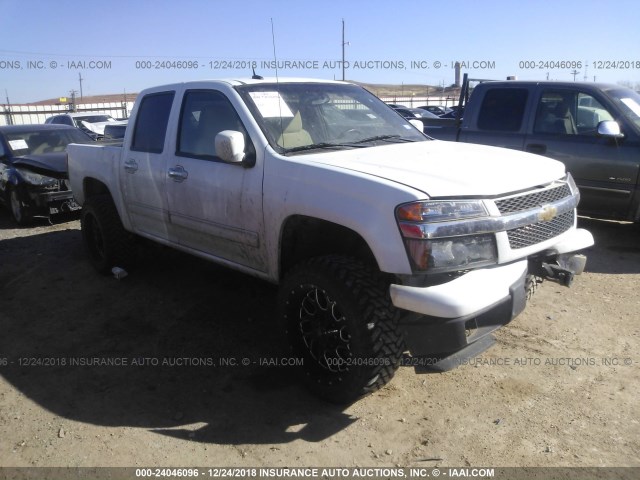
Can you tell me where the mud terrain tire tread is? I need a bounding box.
[279,255,405,404]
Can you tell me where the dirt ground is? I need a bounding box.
[0,209,638,469]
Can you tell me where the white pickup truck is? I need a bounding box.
[67,78,594,403]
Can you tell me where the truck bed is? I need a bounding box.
[67,143,123,206]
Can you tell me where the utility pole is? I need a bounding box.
[570,69,580,81]
[4,89,13,125]
[341,19,350,81]
[69,89,78,112]
[79,73,84,102]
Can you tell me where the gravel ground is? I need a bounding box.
[0,210,638,469]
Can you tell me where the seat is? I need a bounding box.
[551,101,577,135]
[29,134,51,154]
[276,111,312,148]
[535,100,577,135]
[191,103,242,156]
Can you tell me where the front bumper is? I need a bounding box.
[27,189,81,216]
[389,227,594,360]
[391,261,527,357]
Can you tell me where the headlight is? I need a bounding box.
[566,173,580,203]
[396,200,496,272]
[403,235,497,272]
[397,200,488,223]
[15,168,58,187]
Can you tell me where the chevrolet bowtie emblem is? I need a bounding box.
[538,205,558,222]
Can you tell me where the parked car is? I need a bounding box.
[423,77,640,223]
[103,123,127,141]
[418,105,453,116]
[392,106,439,119]
[0,124,93,224]
[45,113,124,140]
[439,106,464,119]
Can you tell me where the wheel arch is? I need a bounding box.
[278,215,380,279]
[82,177,112,201]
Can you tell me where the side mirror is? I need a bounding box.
[597,120,624,139]
[409,119,424,132]
[215,130,245,163]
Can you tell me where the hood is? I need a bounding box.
[299,140,567,197]
[12,153,68,178]
[79,120,126,135]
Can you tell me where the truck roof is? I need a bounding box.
[142,77,350,91]
[477,80,625,93]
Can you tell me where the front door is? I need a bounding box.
[165,89,266,272]
[525,87,639,219]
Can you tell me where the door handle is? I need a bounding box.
[168,165,189,182]
[124,159,138,173]
[526,143,547,155]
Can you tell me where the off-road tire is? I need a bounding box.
[525,274,543,300]
[81,195,136,274]
[278,255,405,404]
[8,186,33,226]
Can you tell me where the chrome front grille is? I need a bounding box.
[506,210,575,249]
[495,183,572,214]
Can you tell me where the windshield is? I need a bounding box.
[604,88,640,131]
[5,128,93,155]
[236,82,427,154]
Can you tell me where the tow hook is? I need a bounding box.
[531,254,587,287]
[540,263,574,287]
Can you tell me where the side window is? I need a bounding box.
[534,90,614,135]
[477,88,528,132]
[131,91,175,153]
[177,90,247,158]
[576,93,614,133]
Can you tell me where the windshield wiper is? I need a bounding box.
[283,142,367,153]
[352,134,416,144]
[283,135,416,153]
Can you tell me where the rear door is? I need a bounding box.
[524,86,639,219]
[165,88,266,272]
[460,86,530,150]
[121,90,175,240]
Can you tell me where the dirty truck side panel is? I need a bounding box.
[123,83,270,273]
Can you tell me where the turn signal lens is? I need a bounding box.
[397,200,487,223]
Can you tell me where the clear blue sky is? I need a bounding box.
[1,0,639,103]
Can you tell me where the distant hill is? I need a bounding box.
[26,93,138,106]
[24,81,460,106]
[352,81,461,98]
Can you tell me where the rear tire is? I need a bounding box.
[81,195,136,274]
[278,255,404,404]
